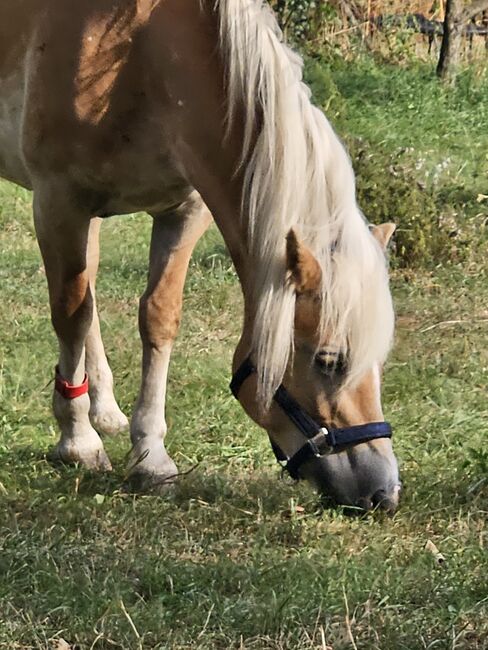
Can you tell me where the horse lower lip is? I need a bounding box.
[318,478,402,512]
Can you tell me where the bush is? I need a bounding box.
[303,57,348,119]
[348,139,460,267]
[271,0,333,43]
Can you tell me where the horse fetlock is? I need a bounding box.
[51,392,112,470]
[53,390,90,422]
[130,411,168,444]
[89,394,129,437]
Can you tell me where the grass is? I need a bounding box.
[336,60,488,233]
[332,60,488,175]
[1,57,487,649]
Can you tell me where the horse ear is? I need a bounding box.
[286,229,322,293]
[371,222,396,251]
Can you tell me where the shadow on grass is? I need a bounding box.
[1,444,486,528]
[0,444,334,520]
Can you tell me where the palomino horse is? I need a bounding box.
[0,0,400,511]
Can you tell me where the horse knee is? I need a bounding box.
[139,293,181,349]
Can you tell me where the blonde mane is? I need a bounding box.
[216,0,394,406]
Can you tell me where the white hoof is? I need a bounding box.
[126,439,178,493]
[48,430,112,471]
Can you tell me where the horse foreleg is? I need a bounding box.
[127,193,212,492]
[85,217,129,436]
[34,192,111,470]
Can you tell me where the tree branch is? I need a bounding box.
[458,0,488,23]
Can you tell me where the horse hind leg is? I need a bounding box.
[85,217,129,436]
[33,187,111,470]
[127,192,212,493]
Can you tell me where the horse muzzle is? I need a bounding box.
[302,437,401,513]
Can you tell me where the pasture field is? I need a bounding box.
[0,59,487,649]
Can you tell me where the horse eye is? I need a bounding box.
[314,350,346,375]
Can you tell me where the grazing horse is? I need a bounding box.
[0,0,401,511]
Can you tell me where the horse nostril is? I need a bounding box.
[372,488,399,513]
[356,497,373,511]
[372,489,387,506]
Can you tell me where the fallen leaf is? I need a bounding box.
[51,639,71,650]
[282,504,306,519]
[425,539,446,565]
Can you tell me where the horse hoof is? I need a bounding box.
[124,470,177,495]
[125,441,178,494]
[48,441,113,472]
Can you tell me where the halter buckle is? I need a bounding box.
[309,428,332,456]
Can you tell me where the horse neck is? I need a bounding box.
[147,1,268,347]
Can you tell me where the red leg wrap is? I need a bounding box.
[55,366,89,399]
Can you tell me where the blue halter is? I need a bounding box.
[230,357,392,480]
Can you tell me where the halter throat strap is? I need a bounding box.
[230,357,392,480]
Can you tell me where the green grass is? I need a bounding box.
[1,57,487,649]
[332,60,488,176]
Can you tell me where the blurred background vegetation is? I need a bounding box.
[270,0,488,268]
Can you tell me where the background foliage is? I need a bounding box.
[281,0,488,268]
[305,56,487,267]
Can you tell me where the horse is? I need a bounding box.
[0,0,400,511]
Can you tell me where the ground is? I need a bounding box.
[0,58,487,649]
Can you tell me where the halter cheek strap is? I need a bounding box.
[55,366,89,399]
[230,357,393,480]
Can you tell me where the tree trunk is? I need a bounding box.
[437,0,488,81]
[437,0,463,82]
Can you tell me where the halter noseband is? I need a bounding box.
[230,357,392,480]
